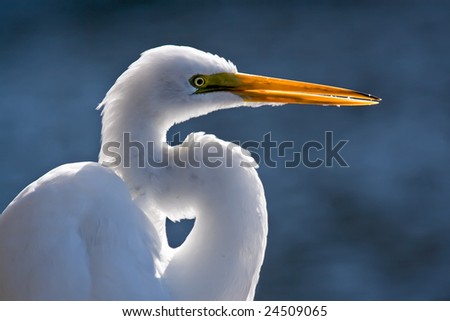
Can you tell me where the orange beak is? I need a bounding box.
[191,72,381,106]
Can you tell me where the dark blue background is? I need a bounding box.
[1,0,449,300]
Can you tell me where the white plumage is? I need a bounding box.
[0,45,379,300]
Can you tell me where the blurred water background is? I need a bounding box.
[1,0,449,300]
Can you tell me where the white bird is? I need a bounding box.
[0,45,379,300]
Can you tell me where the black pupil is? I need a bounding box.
[195,77,204,86]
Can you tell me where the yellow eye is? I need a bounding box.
[190,75,206,88]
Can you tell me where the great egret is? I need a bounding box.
[0,45,379,300]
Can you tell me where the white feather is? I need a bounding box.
[0,45,268,300]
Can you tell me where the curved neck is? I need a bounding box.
[163,193,267,300]
[99,98,170,165]
[99,99,268,301]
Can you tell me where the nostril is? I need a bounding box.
[165,217,196,248]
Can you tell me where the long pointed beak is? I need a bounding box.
[192,72,381,106]
[232,73,381,106]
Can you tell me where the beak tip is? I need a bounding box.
[372,96,382,102]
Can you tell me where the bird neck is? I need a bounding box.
[99,101,268,300]
[98,99,175,240]
[158,154,268,300]
[164,201,267,300]
[99,99,170,163]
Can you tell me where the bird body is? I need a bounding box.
[0,162,168,300]
[0,45,379,300]
[0,134,266,300]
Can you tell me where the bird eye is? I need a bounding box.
[190,75,206,88]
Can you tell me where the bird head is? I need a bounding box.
[98,45,380,140]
